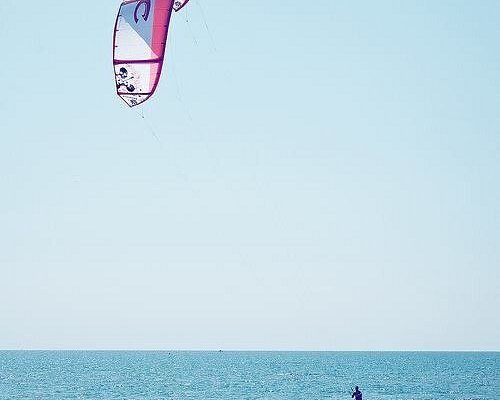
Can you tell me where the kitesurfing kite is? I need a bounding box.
[113,0,189,107]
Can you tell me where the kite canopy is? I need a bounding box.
[113,0,186,107]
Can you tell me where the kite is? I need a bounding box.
[113,0,190,107]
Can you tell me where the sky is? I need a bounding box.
[0,0,499,351]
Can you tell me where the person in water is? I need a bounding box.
[352,386,362,400]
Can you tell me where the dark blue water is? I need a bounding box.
[0,352,498,399]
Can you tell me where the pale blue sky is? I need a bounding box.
[0,0,499,350]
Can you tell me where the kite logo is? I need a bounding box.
[134,0,151,23]
[116,67,136,93]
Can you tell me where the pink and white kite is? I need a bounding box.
[113,0,189,107]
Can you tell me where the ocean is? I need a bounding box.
[0,351,498,399]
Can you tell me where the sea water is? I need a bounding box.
[0,351,498,399]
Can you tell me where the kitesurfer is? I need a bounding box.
[351,386,362,400]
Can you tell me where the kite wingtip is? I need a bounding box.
[173,0,190,12]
